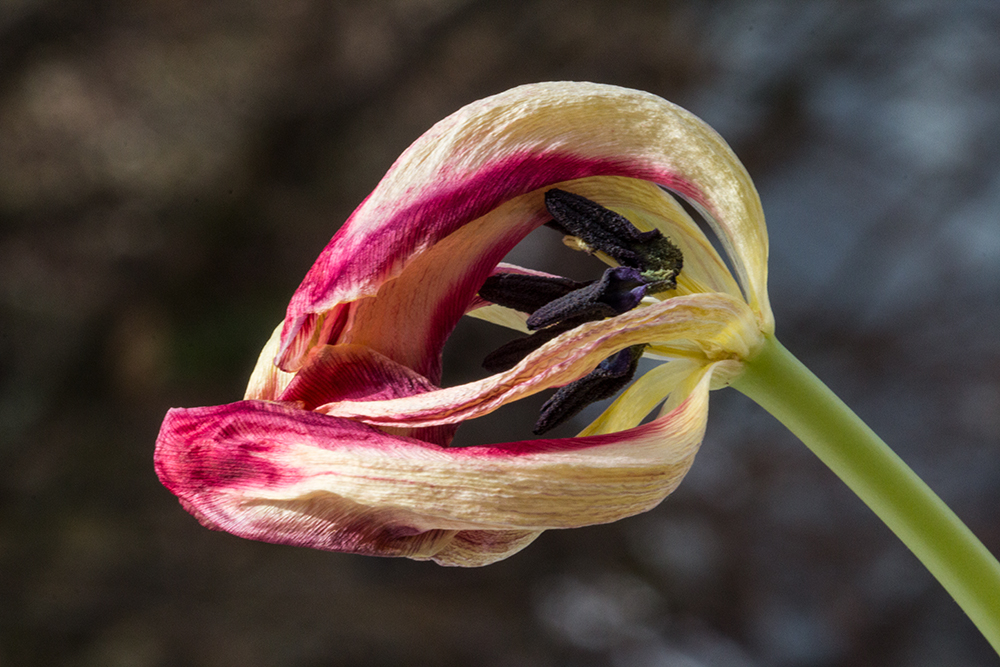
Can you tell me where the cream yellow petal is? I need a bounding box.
[465,304,531,333]
[431,530,543,567]
[156,365,713,566]
[319,292,758,427]
[244,321,296,400]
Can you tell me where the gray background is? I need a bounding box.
[3,0,1000,665]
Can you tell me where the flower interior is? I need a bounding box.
[155,82,773,566]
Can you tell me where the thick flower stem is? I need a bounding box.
[731,335,1000,653]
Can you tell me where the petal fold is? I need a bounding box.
[155,364,712,566]
[319,292,756,427]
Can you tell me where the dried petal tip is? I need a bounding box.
[545,189,683,291]
[534,344,646,434]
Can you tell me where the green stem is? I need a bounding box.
[731,335,1000,653]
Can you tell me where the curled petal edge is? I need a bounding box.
[154,362,719,566]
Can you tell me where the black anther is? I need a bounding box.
[545,189,657,267]
[545,189,683,291]
[478,272,589,314]
[526,266,647,330]
[478,191,683,430]
[533,345,646,435]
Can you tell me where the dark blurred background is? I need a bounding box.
[3,0,1000,665]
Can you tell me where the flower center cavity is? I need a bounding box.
[477,189,684,434]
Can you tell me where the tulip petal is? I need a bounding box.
[245,321,297,401]
[278,344,440,408]
[277,343,457,447]
[280,82,771,371]
[335,191,549,382]
[464,303,530,333]
[154,362,713,566]
[319,292,757,427]
[327,175,738,384]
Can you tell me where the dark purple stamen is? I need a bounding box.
[545,189,658,267]
[545,188,683,291]
[478,272,589,313]
[476,190,684,433]
[526,266,647,330]
[533,345,646,435]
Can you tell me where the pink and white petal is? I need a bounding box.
[314,175,704,381]
[319,292,758,428]
[278,344,440,408]
[491,261,570,278]
[326,175,714,382]
[280,82,772,369]
[279,343,457,447]
[278,305,356,374]
[335,191,550,381]
[155,367,709,565]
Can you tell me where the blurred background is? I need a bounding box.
[3,0,1000,665]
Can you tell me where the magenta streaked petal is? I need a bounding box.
[156,83,775,567]
[278,153,624,369]
[279,343,457,447]
[302,176,701,383]
[278,82,771,371]
[334,190,552,382]
[277,304,354,374]
[279,344,440,408]
[154,363,712,566]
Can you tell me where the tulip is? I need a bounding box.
[155,83,1000,649]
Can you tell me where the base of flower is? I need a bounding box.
[731,335,1000,655]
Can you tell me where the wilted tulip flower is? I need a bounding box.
[155,82,1000,650]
